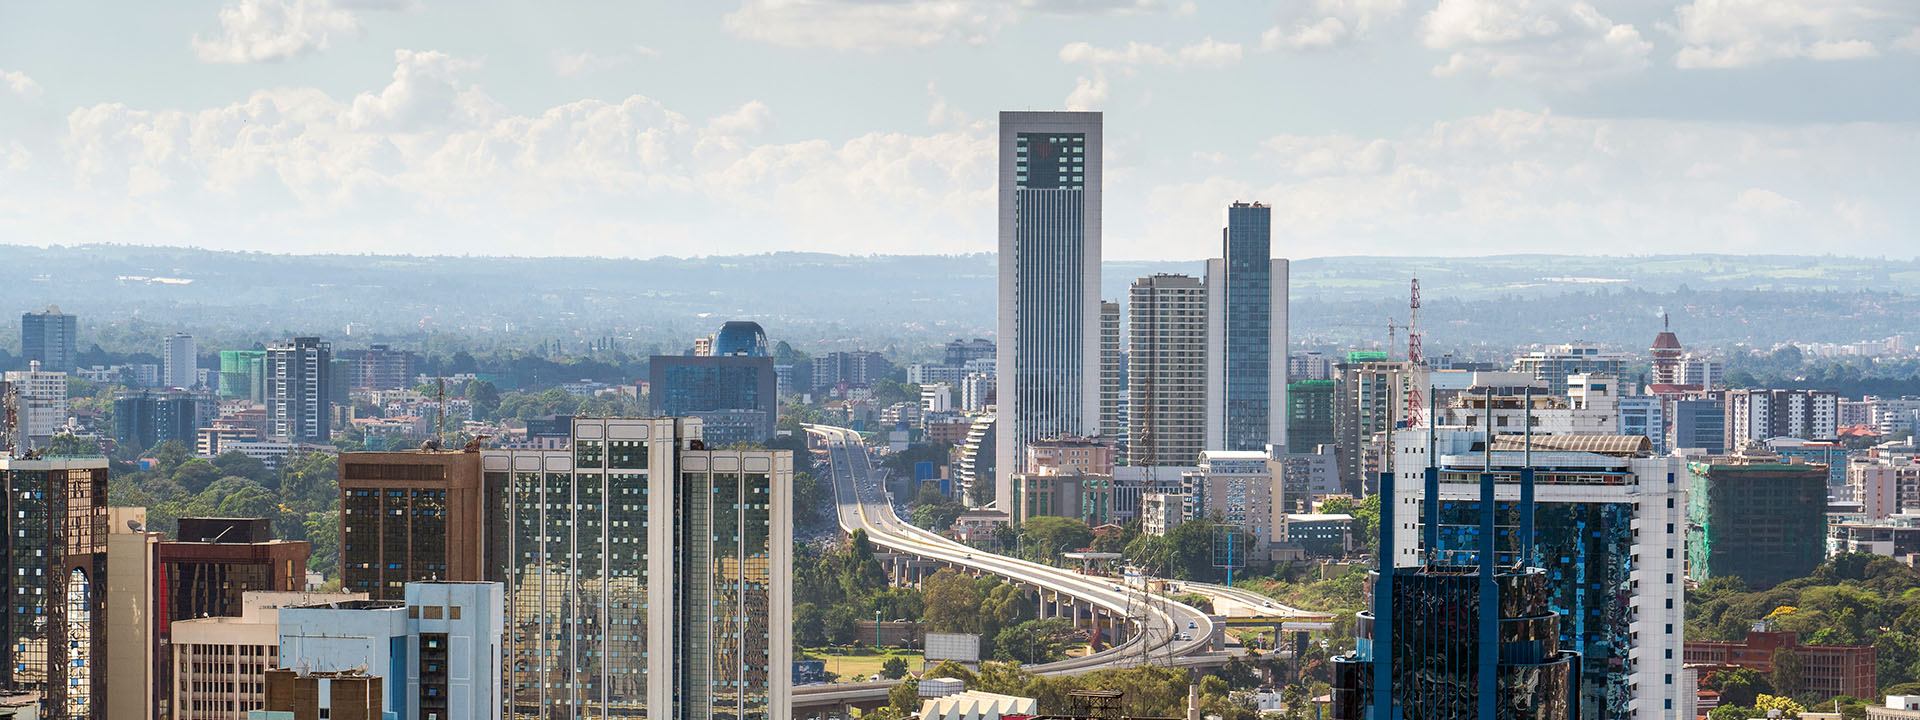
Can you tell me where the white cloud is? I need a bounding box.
[722,0,1169,50]
[1262,0,1407,51]
[1059,38,1243,68]
[1420,0,1651,88]
[192,0,360,63]
[1065,75,1109,110]
[48,49,996,256]
[1124,109,1920,259]
[1666,0,1920,69]
[1,69,41,101]
[551,46,660,77]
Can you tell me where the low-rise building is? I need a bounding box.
[1684,629,1875,702]
[1282,513,1354,557]
[171,591,366,720]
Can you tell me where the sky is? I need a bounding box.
[0,0,1917,261]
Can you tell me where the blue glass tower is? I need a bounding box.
[1207,202,1287,453]
[712,321,770,357]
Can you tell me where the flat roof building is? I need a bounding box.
[338,451,493,600]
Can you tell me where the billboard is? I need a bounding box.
[924,632,982,663]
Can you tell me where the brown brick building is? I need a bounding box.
[338,451,496,600]
[1685,630,1876,700]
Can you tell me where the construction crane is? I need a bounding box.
[1405,278,1424,428]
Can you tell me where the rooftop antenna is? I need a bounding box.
[1519,385,1536,570]
[1406,278,1423,427]
[435,377,447,449]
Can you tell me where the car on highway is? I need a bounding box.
[1187,621,1196,629]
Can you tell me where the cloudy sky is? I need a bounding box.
[1,0,1916,260]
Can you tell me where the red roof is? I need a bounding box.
[1653,331,1682,350]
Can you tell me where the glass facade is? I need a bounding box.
[1,461,109,720]
[1331,567,1580,720]
[1222,203,1272,451]
[1286,380,1337,451]
[1431,500,1635,719]
[1012,132,1090,461]
[494,419,789,720]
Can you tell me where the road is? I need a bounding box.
[793,425,1217,708]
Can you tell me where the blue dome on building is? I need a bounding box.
[712,321,770,357]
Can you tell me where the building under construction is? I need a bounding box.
[1686,452,1829,588]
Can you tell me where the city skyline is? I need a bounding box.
[0,3,1916,259]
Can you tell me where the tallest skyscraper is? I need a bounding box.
[1205,202,1289,452]
[996,111,1103,511]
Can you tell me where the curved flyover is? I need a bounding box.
[792,425,1215,711]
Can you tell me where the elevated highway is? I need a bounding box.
[792,425,1218,716]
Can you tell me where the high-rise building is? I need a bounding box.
[4,361,68,447]
[1205,202,1288,453]
[809,351,892,392]
[647,354,779,446]
[960,372,994,413]
[1330,434,1579,720]
[1681,355,1724,390]
[163,333,197,390]
[339,451,493,600]
[265,337,333,443]
[1288,351,1335,382]
[712,321,771,357]
[0,456,109,720]
[1181,451,1275,547]
[1650,320,1682,386]
[1097,300,1126,452]
[1128,274,1209,467]
[1619,394,1666,453]
[154,518,310,718]
[956,415,997,507]
[275,582,505,720]
[345,344,418,391]
[1687,452,1828,588]
[1285,380,1337,452]
[482,417,792,720]
[113,389,201,453]
[1391,430,1688,719]
[218,350,267,401]
[20,305,77,373]
[1725,388,1840,445]
[997,111,1103,513]
[1672,396,1727,453]
[943,338,995,367]
[1513,344,1629,396]
[104,509,162,720]
[1333,357,1421,494]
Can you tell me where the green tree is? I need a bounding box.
[1770,646,1804,698]
[1020,516,1094,562]
[993,618,1075,664]
[881,656,911,680]
[464,380,501,418]
[922,569,985,633]
[1753,694,1805,716]
[212,451,268,484]
[44,434,102,457]
[172,458,223,494]
[887,678,920,712]
[279,451,340,514]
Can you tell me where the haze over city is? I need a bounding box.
[2,0,1918,258]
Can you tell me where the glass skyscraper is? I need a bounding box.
[483,417,792,720]
[996,111,1102,510]
[1205,202,1288,454]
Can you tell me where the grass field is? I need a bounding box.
[803,647,925,682]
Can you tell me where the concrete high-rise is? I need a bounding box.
[20,305,77,373]
[0,456,110,720]
[1725,388,1839,445]
[339,450,493,600]
[996,111,1102,512]
[482,417,792,720]
[1205,202,1288,452]
[5,361,69,447]
[1391,430,1687,719]
[163,333,197,389]
[1128,274,1209,467]
[265,337,333,443]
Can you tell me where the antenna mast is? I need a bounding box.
[1406,278,1424,428]
[435,377,446,448]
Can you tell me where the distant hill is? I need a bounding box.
[0,244,1912,359]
